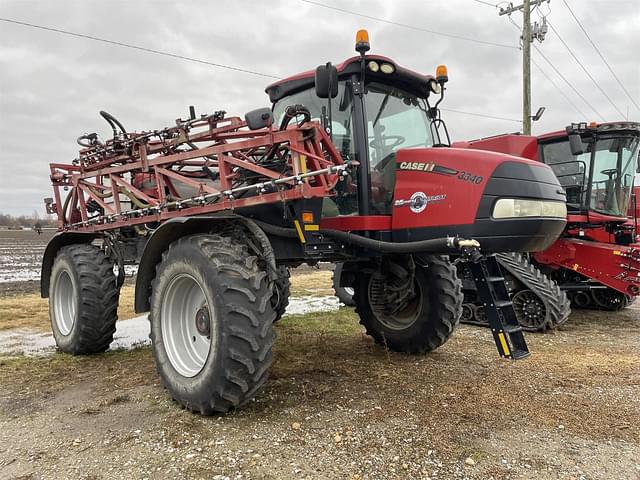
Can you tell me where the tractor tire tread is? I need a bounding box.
[149,234,275,415]
[355,256,462,354]
[51,244,119,354]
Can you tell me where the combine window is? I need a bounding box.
[541,134,639,217]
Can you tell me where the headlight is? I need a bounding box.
[380,63,395,74]
[492,199,567,219]
[368,61,379,72]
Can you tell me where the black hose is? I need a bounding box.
[253,219,476,253]
[252,219,299,238]
[100,110,127,137]
[320,229,466,253]
[279,104,312,131]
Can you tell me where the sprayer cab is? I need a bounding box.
[264,31,566,253]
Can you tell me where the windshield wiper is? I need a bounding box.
[372,92,391,127]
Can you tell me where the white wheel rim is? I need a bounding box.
[344,287,354,296]
[53,270,77,336]
[160,274,212,378]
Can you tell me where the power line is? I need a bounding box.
[547,20,625,118]
[471,0,498,7]
[0,17,281,79]
[501,12,603,121]
[0,16,522,123]
[533,45,605,121]
[441,108,522,123]
[300,0,519,50]
[561,0,639,112]
[531,58,588,118]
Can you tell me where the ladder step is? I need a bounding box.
[510,349,531,360]
[467,255,530,360]
[503,325,522,334]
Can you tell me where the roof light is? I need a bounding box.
[428,78,441,94]
[436,64,448,84]
[355,29,370,53]
[380,63,395,74]
[368,61,380,72]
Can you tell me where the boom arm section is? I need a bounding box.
[45,110,350,233]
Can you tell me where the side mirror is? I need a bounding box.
[315,63,338,99]
[245,108,273,130]
[568,133,584,156]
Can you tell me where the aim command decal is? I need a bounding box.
[398,162,484,185]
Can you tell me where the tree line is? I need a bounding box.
[0,212,57,228]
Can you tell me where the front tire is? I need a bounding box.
[150,234,276,414]
[354,256,462,354]
[49,244,119,354]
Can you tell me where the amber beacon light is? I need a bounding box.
[355,29,370,53]
[436,64,449,84]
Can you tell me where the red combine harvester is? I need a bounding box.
[41,32,567,414]
[453,122,640,313]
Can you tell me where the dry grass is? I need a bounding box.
[0,285,137,331]
[0,271,331,332]
[289,269,333,296]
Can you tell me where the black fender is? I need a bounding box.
[40,232,97,297]
[134,215,276,313]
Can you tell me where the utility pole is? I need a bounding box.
[522,0,531,134]
[499,0,549,135]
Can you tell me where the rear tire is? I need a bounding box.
[332,263,356,307]
[49,244,119,354]
[354,256,462,354]
[149,234,276,414]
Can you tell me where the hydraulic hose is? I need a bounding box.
[253,219,479,253]
[319,229,478,253]
[100,110,127,138]
[253,219,299,238]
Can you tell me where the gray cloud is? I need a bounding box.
[0,0,638,215]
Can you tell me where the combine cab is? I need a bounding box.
[454,122,640,315]
[41,31,567,414]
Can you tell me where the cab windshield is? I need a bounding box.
[272,80,433,215]
[541,134,639,217]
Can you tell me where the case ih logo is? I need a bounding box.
[399,162,458,175]
[399,161,438,172]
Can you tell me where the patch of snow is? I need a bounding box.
[285,295,341,315]
[0,295,342,356]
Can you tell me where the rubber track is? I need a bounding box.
[355,256,462,353]
[496,252,571,332]
[55,244,119,354]
[150,234,276,414]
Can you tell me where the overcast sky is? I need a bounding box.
[0,0,638,216]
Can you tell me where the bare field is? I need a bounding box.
[1,228,639,478]
[0,304,639,479]
[0,229,53,287]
